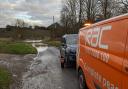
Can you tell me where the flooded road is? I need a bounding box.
[21,46,79,89]
[0,41,79,89]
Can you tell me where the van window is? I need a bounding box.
[66,38,77,45]
[65,35,77,45]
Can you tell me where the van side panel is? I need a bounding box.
[78,30,96,89]
[122,21,128,89]
[80,19,128,89]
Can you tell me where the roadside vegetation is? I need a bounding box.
[0,41,37,54]
[0,67,12,89]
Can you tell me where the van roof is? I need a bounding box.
[80,13,128,31]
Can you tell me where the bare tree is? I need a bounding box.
[121,0,128,7]
[83,0,100,22]
[14,19,28,39]
[120,0,128,13]
[76,0,84,26]
[61,0,100,33]
[15,19,27,28]
[61,0,77,33]
[61,5,69,33]
[74,0,101,26]
[60,0,126,34]
[98,0,122,19]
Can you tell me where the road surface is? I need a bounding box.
[0,44,79,89]
[21,46,79,89]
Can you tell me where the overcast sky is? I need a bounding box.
[0,0,62,27]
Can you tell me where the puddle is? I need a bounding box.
[21,47,61,89]
[24,40,49,58]
[36,46,48,53]
[24,40,42,43]
[25,40,49,53]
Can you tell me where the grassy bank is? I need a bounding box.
[0,41,37,54]
[0,68,12,89]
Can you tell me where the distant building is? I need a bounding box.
[47,22,63,38]
[47,22,62,30]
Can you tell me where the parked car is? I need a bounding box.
[77,14,128,89]
[60,34,78,68]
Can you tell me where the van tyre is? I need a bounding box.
[78,69,88,89]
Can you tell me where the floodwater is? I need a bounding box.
[21,43,79,89]
[0,41,79,89]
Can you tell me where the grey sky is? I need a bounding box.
[0,0,62,27]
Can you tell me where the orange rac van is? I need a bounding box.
[77,14,128,89]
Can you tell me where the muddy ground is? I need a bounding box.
[0,46,79,89]
[0,54,36,89]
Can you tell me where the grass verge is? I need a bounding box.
[0,68,12,89]
[0,41,37,54]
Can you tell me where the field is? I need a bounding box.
[0,41,37,54]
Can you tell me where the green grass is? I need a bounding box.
[0,68,12,89]
[0,41,37,54]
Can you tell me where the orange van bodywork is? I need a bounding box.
[77,14,128,89]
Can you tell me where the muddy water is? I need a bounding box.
[21,43,79,89]
[0,54,36,89]
[0,41,79,89]
[22,47,63,89]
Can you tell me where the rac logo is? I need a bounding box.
[85,26,112,50]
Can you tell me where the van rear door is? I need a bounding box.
[84,19,128,89]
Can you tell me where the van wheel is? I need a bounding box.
[78,69,88,89]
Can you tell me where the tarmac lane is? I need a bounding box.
[21,47,79,89]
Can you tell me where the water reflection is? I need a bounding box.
[24,40,42,43]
